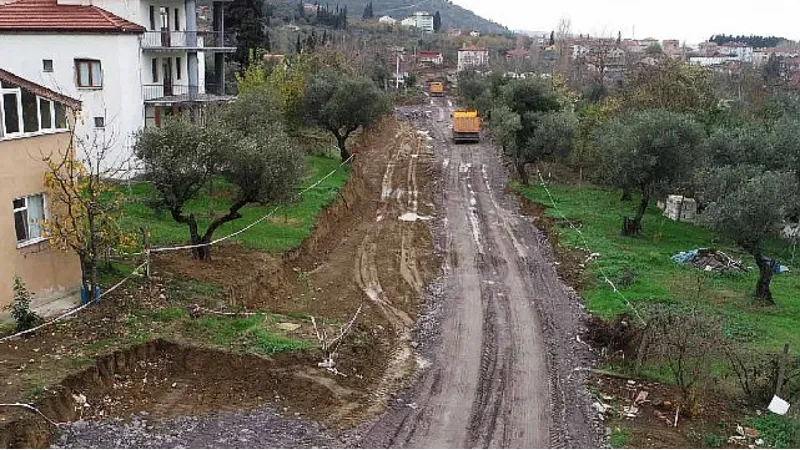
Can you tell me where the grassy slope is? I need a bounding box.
[516,182,800,352]
[120,155,348,253]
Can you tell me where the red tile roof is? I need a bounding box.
[0,0,145,33]
[0,68,80,109]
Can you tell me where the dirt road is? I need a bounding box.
[362,99,597,448]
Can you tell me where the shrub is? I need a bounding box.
[5,277,42,333]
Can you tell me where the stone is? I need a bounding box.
[276,323,301,332]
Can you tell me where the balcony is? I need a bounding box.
[142,30,235,52]
[143,83,233,104]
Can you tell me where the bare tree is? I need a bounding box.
[43,126,134,303]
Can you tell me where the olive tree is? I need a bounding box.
[134,89,304,260]
[596,110,703,235]
[304,71,391,161]
[492,78,563,184]
[698,166,798,303]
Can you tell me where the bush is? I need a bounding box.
[5,277,42,333]
[750,414,800,449]
[725,348,800,405]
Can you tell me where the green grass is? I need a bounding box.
[516,182,800,353]
[186,314,310,355]
[120,155,349,253]
[749,414,800,448]
[609,426,631,448]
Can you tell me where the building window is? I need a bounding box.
[2,92,20,134]
[149,5,156,30]
[13,194,45,245]
[94,116,105,128]
[0,82,69,137]
[174,9,180,31]
[21,89,38,132]
[176,57,182,80]
[151,58,159,83]
[43,59,53,72]
[75,59,102,88]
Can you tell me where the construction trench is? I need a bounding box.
[0,99,598,448]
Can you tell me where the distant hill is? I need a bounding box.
[340,0,509,34]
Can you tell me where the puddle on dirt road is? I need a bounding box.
[0,340,348,448]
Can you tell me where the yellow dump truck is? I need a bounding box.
[430,81,445,97]
[452,110,481,144]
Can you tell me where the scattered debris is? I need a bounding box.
[634,390,649,405]
[671,248,747,273]
[768,395,791,415]
[276,323,301,332]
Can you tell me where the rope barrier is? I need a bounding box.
[0,262,148,343]
[1,156,355,342]
[536,169,647,326]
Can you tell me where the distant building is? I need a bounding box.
[506,48,531,61]
[401,11,434,33]
[378,15,397,25]
[719,42,754,62]
[458,45,489,72]
[469,30,481,37]
[418,51,444,65]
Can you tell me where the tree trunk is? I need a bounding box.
[753,250,777,304]
[622,190,649,236]
[621,187,632,201]
[516,158,529,185]
[633,190,650,230]
[192,239,212,261]
[88,212,99,302]
[337,135,351,161]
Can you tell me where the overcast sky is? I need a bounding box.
[450,0,800,45]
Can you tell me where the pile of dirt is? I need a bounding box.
[591,373,747,449]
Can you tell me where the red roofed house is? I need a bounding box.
[0,0,235,175]
[418,51,444,65]
[458,45,489,72]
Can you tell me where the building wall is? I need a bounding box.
[0,33,144,173]
[0,132,82,309]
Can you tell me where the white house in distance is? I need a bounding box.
[378,15,397,25]
[0,0,235,175]
[401,11,434,33]
[458,45,490,72]
[418,51,444,65]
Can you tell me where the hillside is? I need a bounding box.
[333,0,508,34]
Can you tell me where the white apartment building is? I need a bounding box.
[0,0,234,174]
[401,11,434,33]
[457,45,490,72]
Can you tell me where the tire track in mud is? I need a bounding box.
[361,100,598,449]
[354,121,435,419]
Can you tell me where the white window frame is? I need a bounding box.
[0,85,24,139]
[0,83,69,140]
[13,193,48,248]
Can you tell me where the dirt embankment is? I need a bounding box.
[0,117,439,448]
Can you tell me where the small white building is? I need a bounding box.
[418,51,444,65]
[457,45,490,72]
[0,0,234,175]
[401,11,434,33]
[378,15,397,25]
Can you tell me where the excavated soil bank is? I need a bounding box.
[1,339,375,448]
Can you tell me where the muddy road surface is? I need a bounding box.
[361,99,598,448]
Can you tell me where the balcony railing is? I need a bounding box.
[142,30,234,50]
[143,83,232,102]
